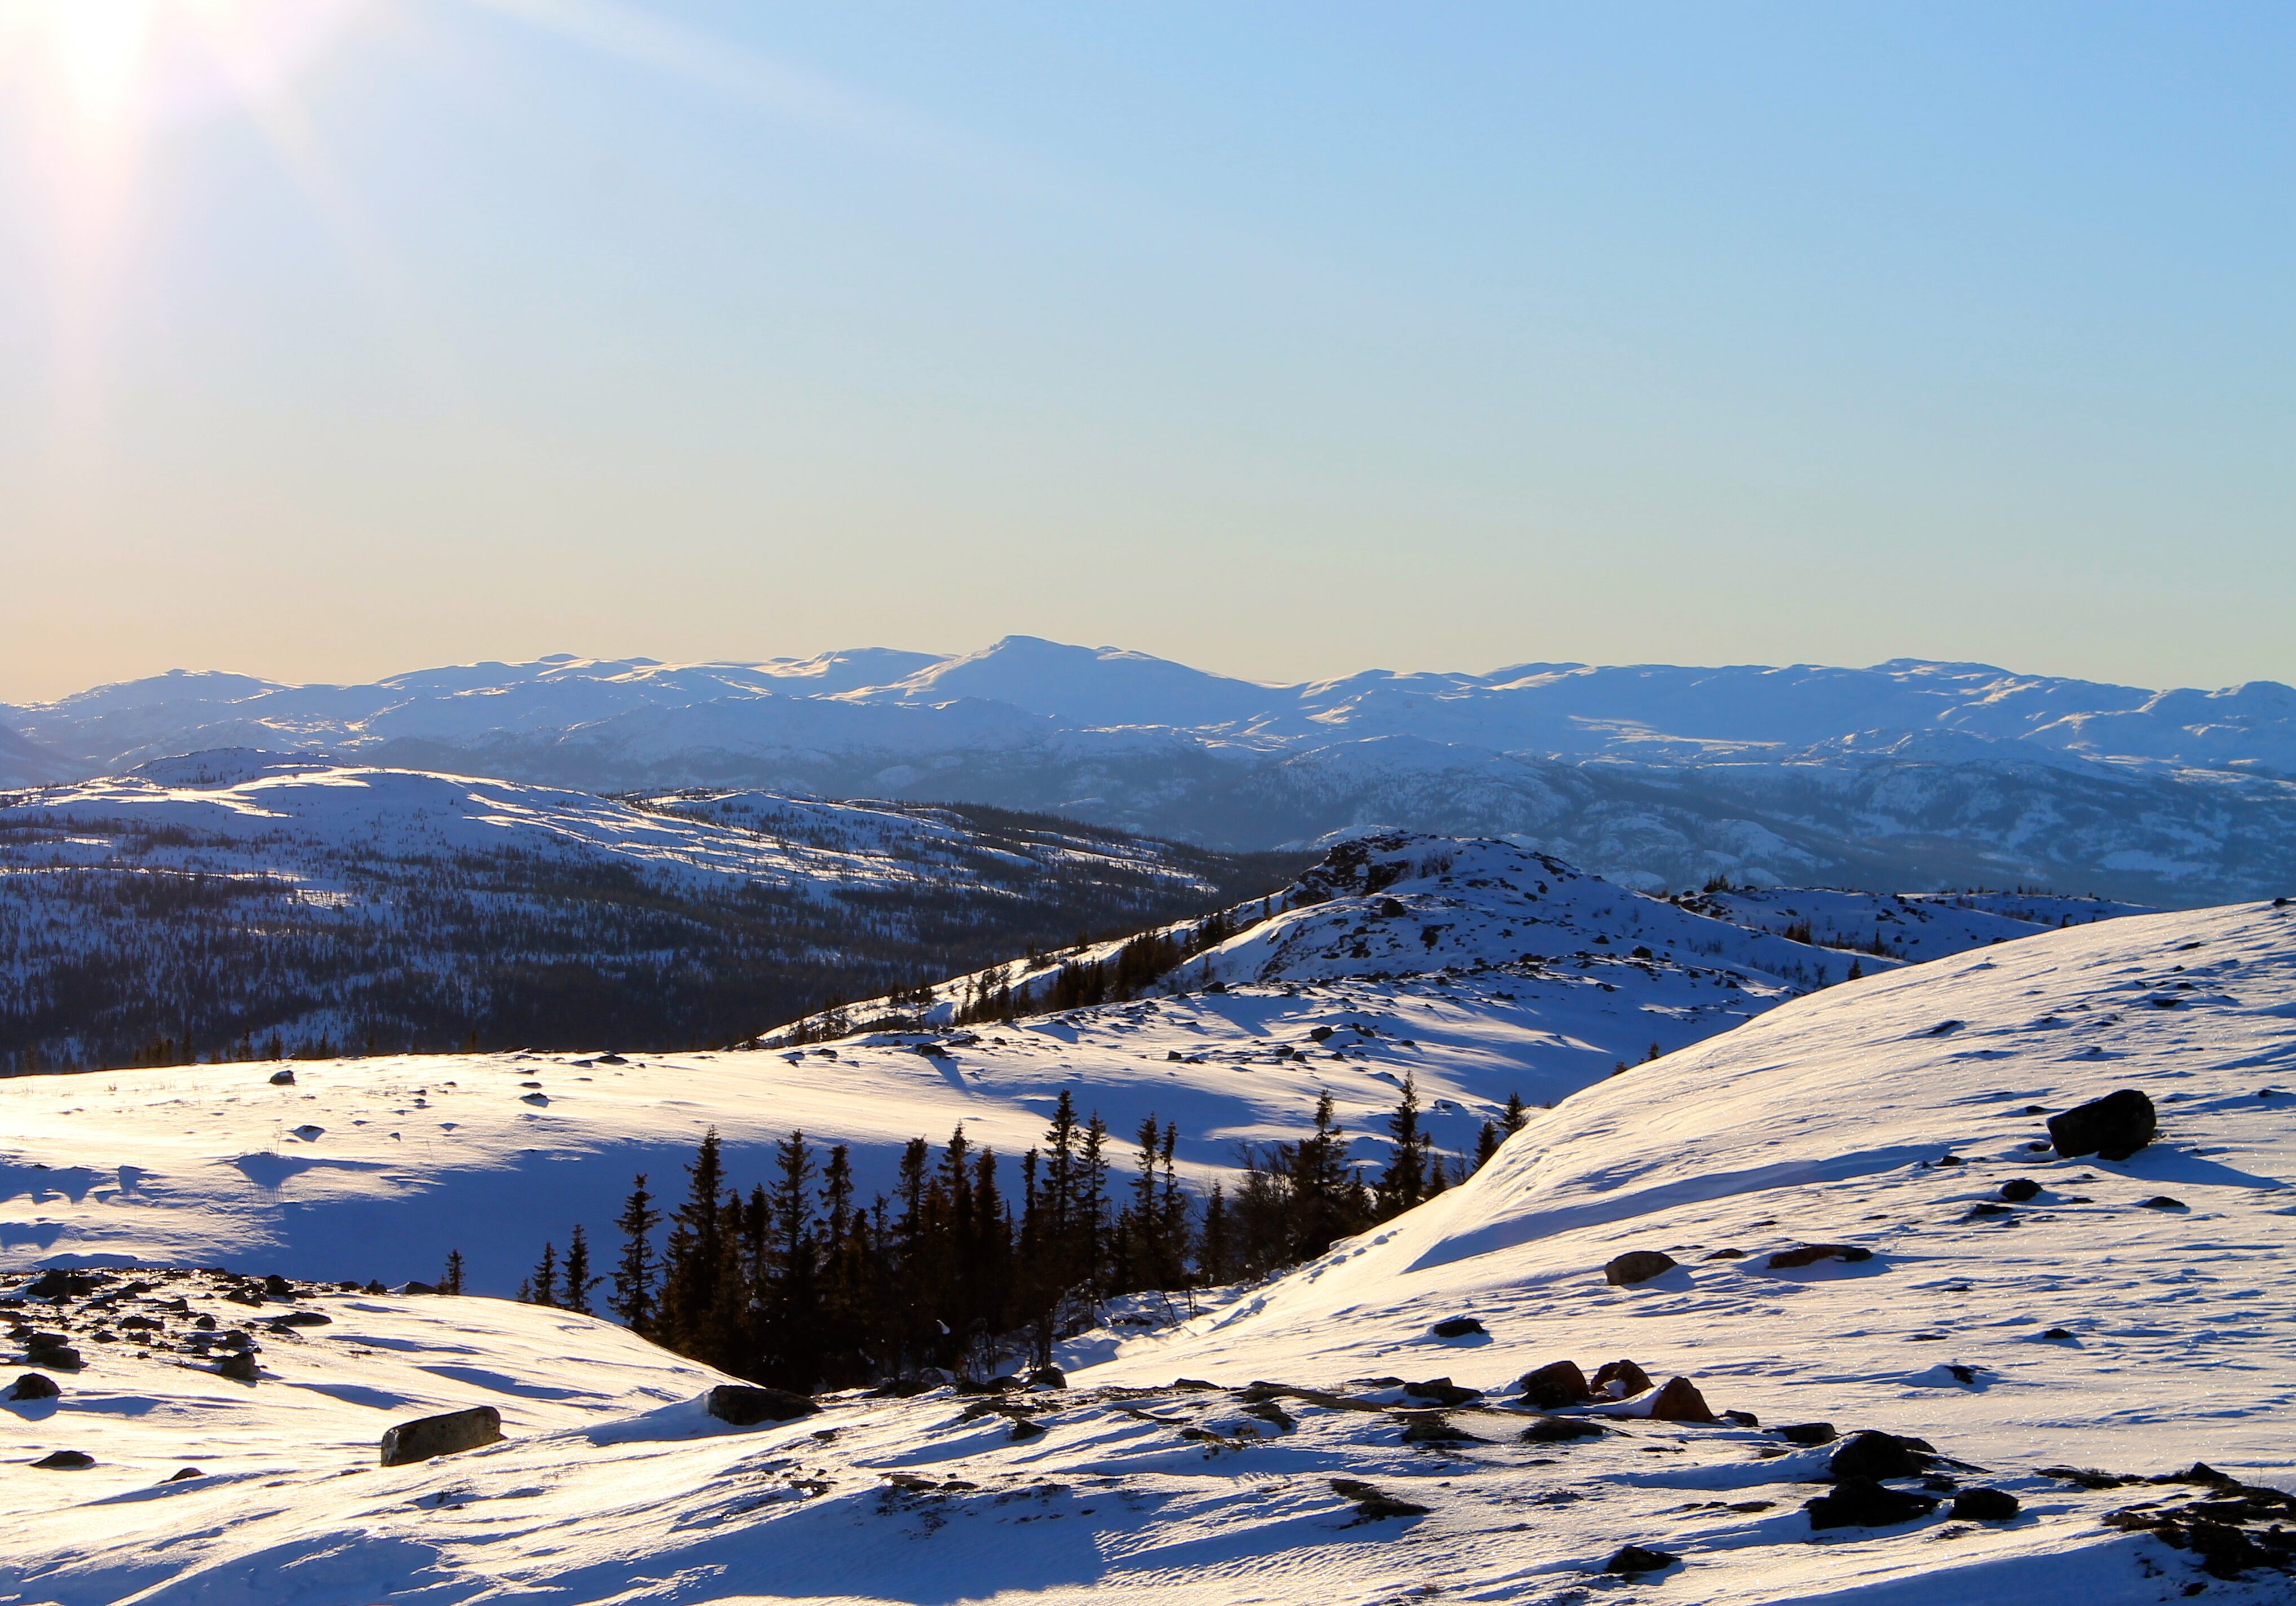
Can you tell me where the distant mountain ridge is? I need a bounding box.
[9,638,2296,905]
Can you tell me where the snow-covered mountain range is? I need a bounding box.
[5,893,2290,1603]
[8,638,2295,903]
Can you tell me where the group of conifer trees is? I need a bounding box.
[503,1075,1530,1392]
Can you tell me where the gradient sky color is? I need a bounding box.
[2,1,2290,701]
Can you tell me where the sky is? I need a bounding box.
[1,1,2290,703]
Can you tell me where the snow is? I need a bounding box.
[4,899,2293,1602]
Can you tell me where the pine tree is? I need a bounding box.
[562,1225,599,1316]
[1500,1091,1529,1136]
[1196,1180,1234,1286]
[610,1173,660,1334]
[1376,1073,1428,1219]
[529,1242,559,1308]
[440,1248,466,1295]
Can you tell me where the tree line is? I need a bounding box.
[504,1075,1531,1391]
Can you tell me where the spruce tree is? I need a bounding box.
[1376,1073,1428,1219]
[610,1173,660,1334]
[440,1248,466,1295]
[562,1225,599,1316]
[529,1242,559,1308]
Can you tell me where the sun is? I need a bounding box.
[0,0,362,131]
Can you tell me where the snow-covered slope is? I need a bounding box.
[5,902,2290,1604]
[12,641,2295,903]
[2,836,2148,1299]
[0,756,1293,1071]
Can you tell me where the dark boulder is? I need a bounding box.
[32,1450,95,1470]
[1999,1179,2041,1202]
[1768,1243,1873,1269]
[270,1312,333,1329]
[1515,1360,1597,1409]
[1830,1430,1933,1481]
[1592,1359,1654,1397]
[2140,1195,2187,1211]
[25,1269,105,1300]
[1604,1251,1677,1286]
[379,1405,505,1467]
[1603,1545,1680,1574]
[1398,1412,1485,1445]
[262,1274,295,1298]
[1402,1376,1481,1406]
[1647,1376,1720,1423]
[216,1351,259,1383]
[705,1384,819,1426]
[166,1467,202,1482]
[1773,1424,1839,1448]
[1521,1415,1605,1443]
[8,1372,60,1401]
[1808,1477,1939,1529]
[1430,1316,1486,1338]
[1952,1487,2021,1521]
[1330,1477,1429,1519]
[2047,1089,2156,1161]
[1026,1366,1067,1390]
[269,1069,295,1086]
[24,1337,82,1372]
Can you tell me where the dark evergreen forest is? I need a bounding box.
[0,804,1302,1074]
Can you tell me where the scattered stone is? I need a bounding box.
[1933,1154,1966,1167]
[1953,1488,2021,1521]
[216,1351,259,1382]
[1721,1409,1760,1427]
[2048,1088,2156,1161]
[270,1311,333,1329]
[1774,1422,1839,1446]
[2000,1179,2042,1202]
[2041,1327,2076,1341]
[2140,1195,2188,1211]
[1240,1400,1295,1431]
[1604,1545,1680,1574]
[1521,1415,1605,1442]
[1604,1251,1678,1286]
[1830,1431,1934,1481]
[25,1269,107,1300]
[381,1405,505,1467]
[262,1274,294,1298]
[1592,1359,1654,1397]
[1966,1203,2013,1219]
[1402,1376,1481,1406]
[1330,1477,1430,1519]
[1768,1243,1873,1269]
[705,1384,819,1426]
[269,1069,295,1086]
[1648,1376,1720,1423]
[1515,1360,1597,1408]
[1399,1411,1485,1445]
[1430,1316,1486,1338]
[400,1282,438,1296]
[1026,1366,1067,1390]
[1703,1247,1746,1260]
[1807,1477,1940,1529]
[8,1372,60,1401]
[24,1336,82,1372]
[32,1450,95,1470]
[166,1467,202,1482]
[1009,1418,1046,1441]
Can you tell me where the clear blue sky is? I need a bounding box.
[1,1,2289,699]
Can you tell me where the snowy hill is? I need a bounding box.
[0,756,1296,1071]
[5,901,2290,1603]
[10,641,2296,903]
[1,835,2147,1298]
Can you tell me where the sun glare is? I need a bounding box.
[0,0,360,130]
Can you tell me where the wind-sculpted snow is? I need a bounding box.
[4,902,2291,1603]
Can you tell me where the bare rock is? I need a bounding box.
[32,1450,94,1470]
[269,1069,295,1086]
[1515,1360,1597,1409]
[1999,1179,2041,1202]
[1952,1487,2021,1521]
[379,1405,504,1467]
[1592,1359,1654,1398]
[1521,1415,1605,1443]
[1768,1243,1874,1269]
[1604,1251,1677,1286]
[1603,1545,1680,1574]
[1330,1477,1430,1519]
[1430,1316,1486,1338]
[2047,1089,2156,1161]
[1829,1430,1934,1481]
[8,1372,60,1401]
[1807,1477,1939,1529]
[1647,1376,1720,1423]
[704,1384,819,1426]
[216,1351,259,1383]
[1402,1376,1481,1406]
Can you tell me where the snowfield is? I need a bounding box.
[3,898,2292,1603]
[2,837,2142,1294]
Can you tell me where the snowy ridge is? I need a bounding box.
[4,902,2291,1603]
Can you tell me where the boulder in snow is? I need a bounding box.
[379,1405,505,1467]
[1513,1360,1596,1408]
[1603,1250,1677,1286]
[704,1384,819,1427]
[1592,1358,1653,1398]
[1603,1545,1680,1574]
[1828,1430,1933,1481]
[2047,1088,2156,1161]
[1807,1477,1939,1529]
[32,1450,94,1470]
[1951,1487,2021,1521]
[7,1372,60,1401]
[1647,1376,1720,1423]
